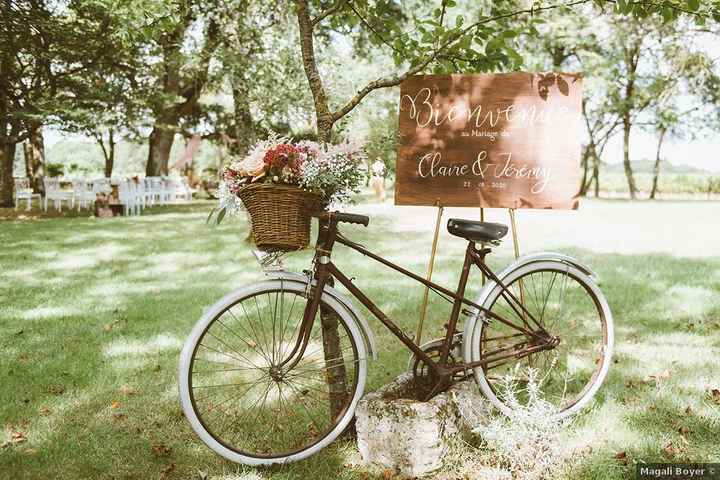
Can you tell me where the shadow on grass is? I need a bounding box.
[0,210,718,479]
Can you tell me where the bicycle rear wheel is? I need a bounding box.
[468,260,613,419]
[179,280,367,465]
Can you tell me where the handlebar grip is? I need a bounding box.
[334,212,370,227]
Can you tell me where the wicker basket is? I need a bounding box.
[237,183,323,251]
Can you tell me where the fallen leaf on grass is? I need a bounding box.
[151,443,172,458]
[110,401,121,410]
[3,429,28,447]
[662,442,680,458]
[159,463,175,480]
[577,445,593,456]
[649,370,671,383]
[120,385,136,396]
[46,385,65,395]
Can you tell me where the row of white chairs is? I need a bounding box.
[13,176,193,213]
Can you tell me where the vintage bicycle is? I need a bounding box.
[179,211,614,465]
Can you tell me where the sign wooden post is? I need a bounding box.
[416,203,444,345]
[508,208,528,328]
[480,207,486,285]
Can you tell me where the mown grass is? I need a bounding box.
[1,200,719,479]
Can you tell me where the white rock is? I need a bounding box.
[355,373,493,477]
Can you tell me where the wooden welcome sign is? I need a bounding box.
[395,73,583,209]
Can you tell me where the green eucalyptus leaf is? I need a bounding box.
[206,207,217,225]
[216,207,227,225]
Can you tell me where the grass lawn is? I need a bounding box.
[1,199,719,479]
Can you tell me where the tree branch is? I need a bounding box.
[312,2,342,26]
[346,1,402,54]
[332,0,597,122]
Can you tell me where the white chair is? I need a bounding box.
[118,180,135,216]
[148,177,165,205]
[43,178,72,212]
[142,177,153,207]
[14,177,40,211]
[165,176,192,202]
[92,178,112,197]
[135,178,147,208]
[131,180,144,214]
[160,177,174,205]
[180,177,193,201]
[71,179,96,211]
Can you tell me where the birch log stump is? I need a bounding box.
[355,373,493,477]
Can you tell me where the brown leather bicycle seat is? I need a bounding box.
[447,219,508,244]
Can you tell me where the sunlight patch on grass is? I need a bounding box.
[16,305,82,320]
[619,332,717,375]
[22,391,93,448]
[566,396,645,451]
[104,334,183,358]
[44,243,131,271]
[0,267,43,284]
[659,285,720,318]
[87,281,181,300]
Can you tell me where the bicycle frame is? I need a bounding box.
[279,214,557,385]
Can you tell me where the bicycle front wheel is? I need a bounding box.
[468,260,613,419]
[179,280,367,465]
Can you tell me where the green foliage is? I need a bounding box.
[45,162,64,178]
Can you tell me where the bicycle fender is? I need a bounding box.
[265,271,378,360]
[503,252,597,281]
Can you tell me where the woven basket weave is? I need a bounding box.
[237,183,323,251]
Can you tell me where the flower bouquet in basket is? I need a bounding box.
[211,136,366,251]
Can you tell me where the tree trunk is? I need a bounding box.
[146,126,175,176]
[650,128,666,200]
[578,146,591,196]
[231,77,256,157]
[296,0,335,144]
[320,304,349,421]
[104,129,115,178]
[0,141,17,207]
[592,149,600,197]
[23,125,45,193]
[622,116,637,199]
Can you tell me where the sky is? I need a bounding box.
[602,131,720,172]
